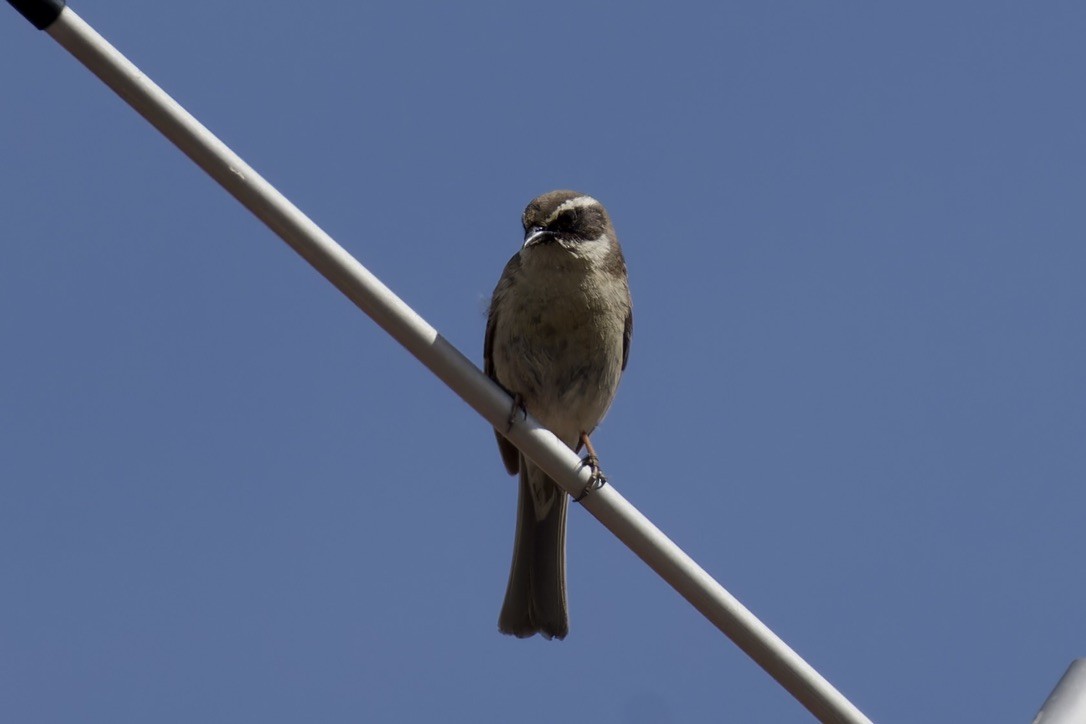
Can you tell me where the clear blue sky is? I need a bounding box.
[3,3,1084,722]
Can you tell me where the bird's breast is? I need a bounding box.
[491,255,628,446]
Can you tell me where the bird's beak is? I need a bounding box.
[523,226,551,248]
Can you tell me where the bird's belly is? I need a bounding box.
[493,289,624,447]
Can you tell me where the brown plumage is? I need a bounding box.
[485,190,632,639]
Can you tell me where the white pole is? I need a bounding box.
[10,3,872,722]
[1033,660,1086,724]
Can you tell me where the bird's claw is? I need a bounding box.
[574,454,607,502]
[505,393,526,433]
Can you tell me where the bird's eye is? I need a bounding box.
[552,209,580,233]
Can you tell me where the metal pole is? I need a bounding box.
[7,3,872,722]
[1033,660,1086,724]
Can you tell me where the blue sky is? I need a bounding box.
[3,2,1084,722]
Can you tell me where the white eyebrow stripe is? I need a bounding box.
[544,195,600,224]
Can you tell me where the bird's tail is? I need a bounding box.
[498,456,569,640]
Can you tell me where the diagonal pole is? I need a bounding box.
[6,2,872,722]
[1033,660,1086,724]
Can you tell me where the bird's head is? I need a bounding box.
[521,190,615,251]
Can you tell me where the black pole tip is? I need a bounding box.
[7,0,65,30]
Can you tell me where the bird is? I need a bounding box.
[484,190,632,639]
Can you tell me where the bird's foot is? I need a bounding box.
[505,393,526,433]
[574,432,608,502]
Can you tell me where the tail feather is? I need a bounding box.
[498,457,569,640]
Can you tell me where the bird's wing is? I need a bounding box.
[622,305,633,371]
[486,254,522,475]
